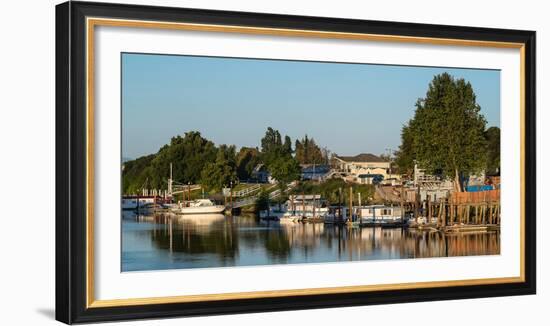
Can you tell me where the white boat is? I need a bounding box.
[279,213,303,223]
[407,216,438,225]
[176,199,225,215]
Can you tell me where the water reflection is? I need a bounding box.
[122,211,500,271]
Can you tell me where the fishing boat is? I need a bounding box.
[176,199,225,215]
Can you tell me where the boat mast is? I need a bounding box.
[168,163,173,197]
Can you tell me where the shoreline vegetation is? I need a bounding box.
[122,73,500,213]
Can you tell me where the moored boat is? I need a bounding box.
[176,199,225,215]
[279,213,303,223]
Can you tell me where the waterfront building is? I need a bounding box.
[251,163,276,184]
[301,164,330,181]
[333,153,393,183]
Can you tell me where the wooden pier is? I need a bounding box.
[402,189,500,231]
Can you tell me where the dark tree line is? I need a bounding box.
[123,128,330,194]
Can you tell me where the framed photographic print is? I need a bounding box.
[55,1,536,324]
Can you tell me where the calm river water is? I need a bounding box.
[121,211,500,272]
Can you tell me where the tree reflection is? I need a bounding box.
[126,211,500,270]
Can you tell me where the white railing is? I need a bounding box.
[233,184,262,197]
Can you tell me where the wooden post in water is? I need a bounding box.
[302,191,306,219]
[449,198,454,225]
[358,192,362,225]
[441,201,445,226]
[338,187,342,222]
[169,216,173,253]
[415,184,421,224]
[445,195,450,227]
[489,200,494,224]
[313,195,316,219]
[400,183,405,224]
[426,191,432,224]
[349,187,353,223]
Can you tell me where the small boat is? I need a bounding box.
[161,202,178,210]
[176,199,225,215]
[279,213,303,223]
[407,216,438,226]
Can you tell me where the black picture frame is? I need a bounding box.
[56,1,536,324]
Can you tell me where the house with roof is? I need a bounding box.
[333,153,394,184]
[301,164,330,181]
[251,163,276,184]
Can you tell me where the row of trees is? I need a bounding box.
[123,131,218,194]
[295,135,328,165]
[394,73,501,191]
[123,128,330,194]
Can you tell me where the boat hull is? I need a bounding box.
[177,206,226,215]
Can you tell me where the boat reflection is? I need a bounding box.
[121,211,500,271]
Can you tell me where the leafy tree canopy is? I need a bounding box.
[122,131,217,194]
[295,135,325,165]
[200,145,238,192]
[236,147,261,181]
[123,127,330,195]
[395,73,489,191]
[485,126,500,175]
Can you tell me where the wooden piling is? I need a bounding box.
[400,183,405,223]
[426,193,432,224]
[302,191,306,218]
[349,187,353,223]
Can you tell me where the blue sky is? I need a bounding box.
[122,53,500,159]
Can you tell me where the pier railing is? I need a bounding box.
[233,184,262,197]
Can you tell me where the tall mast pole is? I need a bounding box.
[168,162,173,198]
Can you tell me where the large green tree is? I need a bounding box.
[269,156,301,185]
[200,145,237,192]
[268,156,301,209]
[260,127,282,164]
[398,73,488,191]
[485,126,500,175]
[394,125,416,175]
